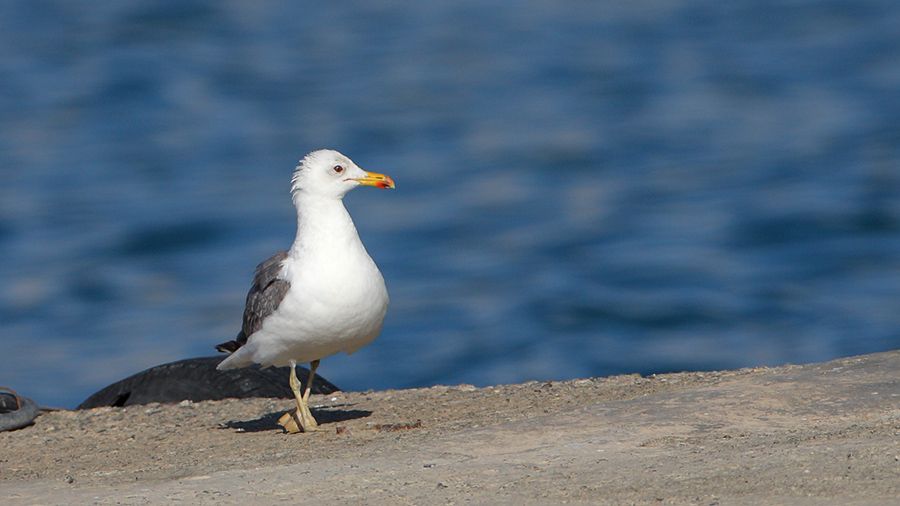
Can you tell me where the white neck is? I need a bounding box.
[288,194,362,259]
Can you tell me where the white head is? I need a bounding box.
[290,149,395,201]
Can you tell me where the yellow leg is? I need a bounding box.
[298,360,320,429]
[278,360,319,433]
[303,360,319,403]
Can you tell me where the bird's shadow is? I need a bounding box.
[221,406,372,433]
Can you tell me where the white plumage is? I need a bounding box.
[216,149,394,433]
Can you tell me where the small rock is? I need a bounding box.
[436,482,448,489]
[178,400,194,407]
[373,420,423,432]
[64,474,75,484]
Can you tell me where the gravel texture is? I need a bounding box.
[3,351,898,504]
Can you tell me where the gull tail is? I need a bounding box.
[216,348,254,370]
[215,339,242,354]
[215,334,254,370]
[215,331,252,370]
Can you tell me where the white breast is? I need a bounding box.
[222,193,390,368]
[245,238,389,367]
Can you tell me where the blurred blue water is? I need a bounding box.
[1,1,898,408]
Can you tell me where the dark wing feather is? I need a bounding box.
[216,250,290,353]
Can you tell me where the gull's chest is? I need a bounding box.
[269,248,388,352]
[281,247,387,314]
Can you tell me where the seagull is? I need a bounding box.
[215,149,394,433]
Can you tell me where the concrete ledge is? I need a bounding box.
[3,351,898,504]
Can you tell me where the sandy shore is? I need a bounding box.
[3,351,898,504]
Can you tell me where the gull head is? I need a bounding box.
[291,149,395,201]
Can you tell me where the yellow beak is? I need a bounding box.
[354,171,395,189]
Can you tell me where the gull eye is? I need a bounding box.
[332,165,344,174]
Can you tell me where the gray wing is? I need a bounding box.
[215,250,290,354]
